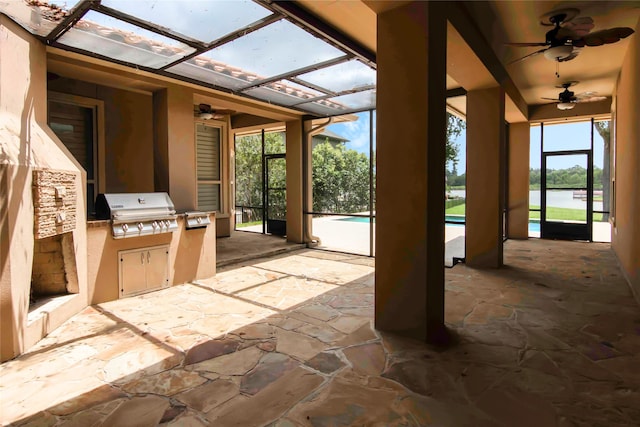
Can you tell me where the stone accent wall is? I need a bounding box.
[33,169,77,239]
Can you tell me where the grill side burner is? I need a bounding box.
[184,211,211,229]
[96,193,178,239]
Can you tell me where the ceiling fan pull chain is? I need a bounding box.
[555,61,560,78]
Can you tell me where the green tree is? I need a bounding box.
[312,140,370,213]
[235,132,285,222]
[594,121,610,220]
[446,112,465,170]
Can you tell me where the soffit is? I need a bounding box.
[295,0,376,53]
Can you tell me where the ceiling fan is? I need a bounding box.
[195,104,235,120]
[507,8,635,65]
[542,82,607,110]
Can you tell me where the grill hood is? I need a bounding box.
[95,193,178,239]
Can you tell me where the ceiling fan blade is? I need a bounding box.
[577,95,607,103]
[213,109,236,115]
[541,97,559,101]
[505,42,548,47]
[575,27,635,47]
[575,91,597,98]
[557,17,595,39]
[508,48,547,64]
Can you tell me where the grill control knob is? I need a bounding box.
[196,217,202,224]
[121,224,129,232]
[165,220,171,228]
[152,221,158,229]
[137,222,144,231]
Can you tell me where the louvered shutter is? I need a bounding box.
[196,124,221,211]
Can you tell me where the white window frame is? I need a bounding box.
[47,92,105,214]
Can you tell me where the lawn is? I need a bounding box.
[446,204,466,215]
[445,204,604,222]
[529,206,603,222]
[236,220,262,228]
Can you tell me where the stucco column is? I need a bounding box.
[375,2,447,342]
[465,87,506,267]
[507,122,530,239]
[1,17,88,361]
[153,86,196,212]
[285,119,304,243]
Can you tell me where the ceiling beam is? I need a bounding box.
[446,87,467,98]
[446,2,529,120]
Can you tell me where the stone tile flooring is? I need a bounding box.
[1,239,639,426]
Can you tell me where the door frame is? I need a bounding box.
[263,153,286,236]
[541,149,593,241]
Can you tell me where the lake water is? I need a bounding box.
[449,189,603,211]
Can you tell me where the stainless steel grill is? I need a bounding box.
[96,193,178,239]
[184,211,211,229]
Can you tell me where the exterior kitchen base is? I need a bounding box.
[87,215,216,304]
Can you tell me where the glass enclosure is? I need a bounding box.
[307,111,374,256]
[234,131,286,234]
[5,0,376,116]
[530,119,611,242]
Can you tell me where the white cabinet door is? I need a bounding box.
[146,246,169,291]
[119,245,169,298]
[119,250,147,297]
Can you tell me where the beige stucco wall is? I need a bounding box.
[48,78,155,194]
[375,2,447,340]
[508,122,530,239]
[286,120,304,243]
[465,87,505,267]
[87,216,216,304]
[612,19,640,303]
[1,17,88,361]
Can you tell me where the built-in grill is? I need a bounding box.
[96,193,178,239]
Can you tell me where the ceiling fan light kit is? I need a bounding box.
[557,102,575,110]
[198,112,214,120]
[543,45,574,61]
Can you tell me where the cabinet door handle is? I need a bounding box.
[141,252,144,264]
[147,251,151,264]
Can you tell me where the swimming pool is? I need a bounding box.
[337,216,541,232]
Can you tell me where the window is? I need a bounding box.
[196,123,222,212]
[48,93,103,217]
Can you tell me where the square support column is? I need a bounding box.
[466,87,506,268]
[508,122,530,239]
[375,2,447,342]
[153,86,196,212]
[286,119,304,243]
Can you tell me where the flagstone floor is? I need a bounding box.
[1,239,639,426]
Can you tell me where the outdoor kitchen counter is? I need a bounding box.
[86,213,216,304]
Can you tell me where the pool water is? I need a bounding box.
[337,216,541,232]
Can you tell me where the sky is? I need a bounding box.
[329,114,607,172]
[326,112,373,155]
